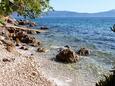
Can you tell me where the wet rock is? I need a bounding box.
[77,48,90,56]
[17,20,27,25]
[56,48,79,63]
[17,20,37,27]
[37,48,48,53]
[36,31,40,34]
[40,26,49,30]
[29,22,37,27]
[27,30,37,34]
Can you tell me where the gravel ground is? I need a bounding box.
[0,44,55,86]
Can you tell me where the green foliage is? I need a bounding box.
[0,18,5,26]
[96,74,115,86]
[0,0,52,18]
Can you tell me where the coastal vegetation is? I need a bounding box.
[0,0,57,86]
[96,70,115,86]
[0,0,52,18]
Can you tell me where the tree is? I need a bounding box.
[0,0,52,18]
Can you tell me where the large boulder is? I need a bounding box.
[56,48,79,63]
[77,48,90,56]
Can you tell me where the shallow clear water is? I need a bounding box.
[33,17,115,51]
[32,17,115,80]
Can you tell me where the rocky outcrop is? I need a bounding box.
[77,48,90,56]
[4,27,41,47]
[17,20,37,27]
[56,48,79,63]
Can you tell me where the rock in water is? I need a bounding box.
[77,48,90,56]
[56,48,79,63]
[40,26,49,30]
[37,48,48,53]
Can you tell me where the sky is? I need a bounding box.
[50,0,115,13]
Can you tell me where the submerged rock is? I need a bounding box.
[40,26,49,30]
[56,48,79,63]
[77,48,90,56]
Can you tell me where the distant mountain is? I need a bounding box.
[42,10,115,17]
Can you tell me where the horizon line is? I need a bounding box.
[53,9,115,14]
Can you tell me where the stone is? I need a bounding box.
[27,30,37,34]
[2,58,11,62]
[29,22,37,27]
[17,20,26,25]
[40,26,49,30]
[6,17,16,24]
[6,41,16,52]
[15,38,20,46]
[37,48,48,53]
[20,46,28,50]
[30,40,41,47]
[2,58,15,62]
[0,36,5,41]
[77,48,90,56]
[36,31,40,34]
[56,48,79,63]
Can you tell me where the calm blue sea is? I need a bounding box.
[33,17,115,51]
[32,17,115,71]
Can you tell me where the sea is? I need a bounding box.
[17,17,115,85]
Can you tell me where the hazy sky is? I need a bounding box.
[50,0,115,13]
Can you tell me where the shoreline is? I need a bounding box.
[0,17,56,86]
[0,17,111,86]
